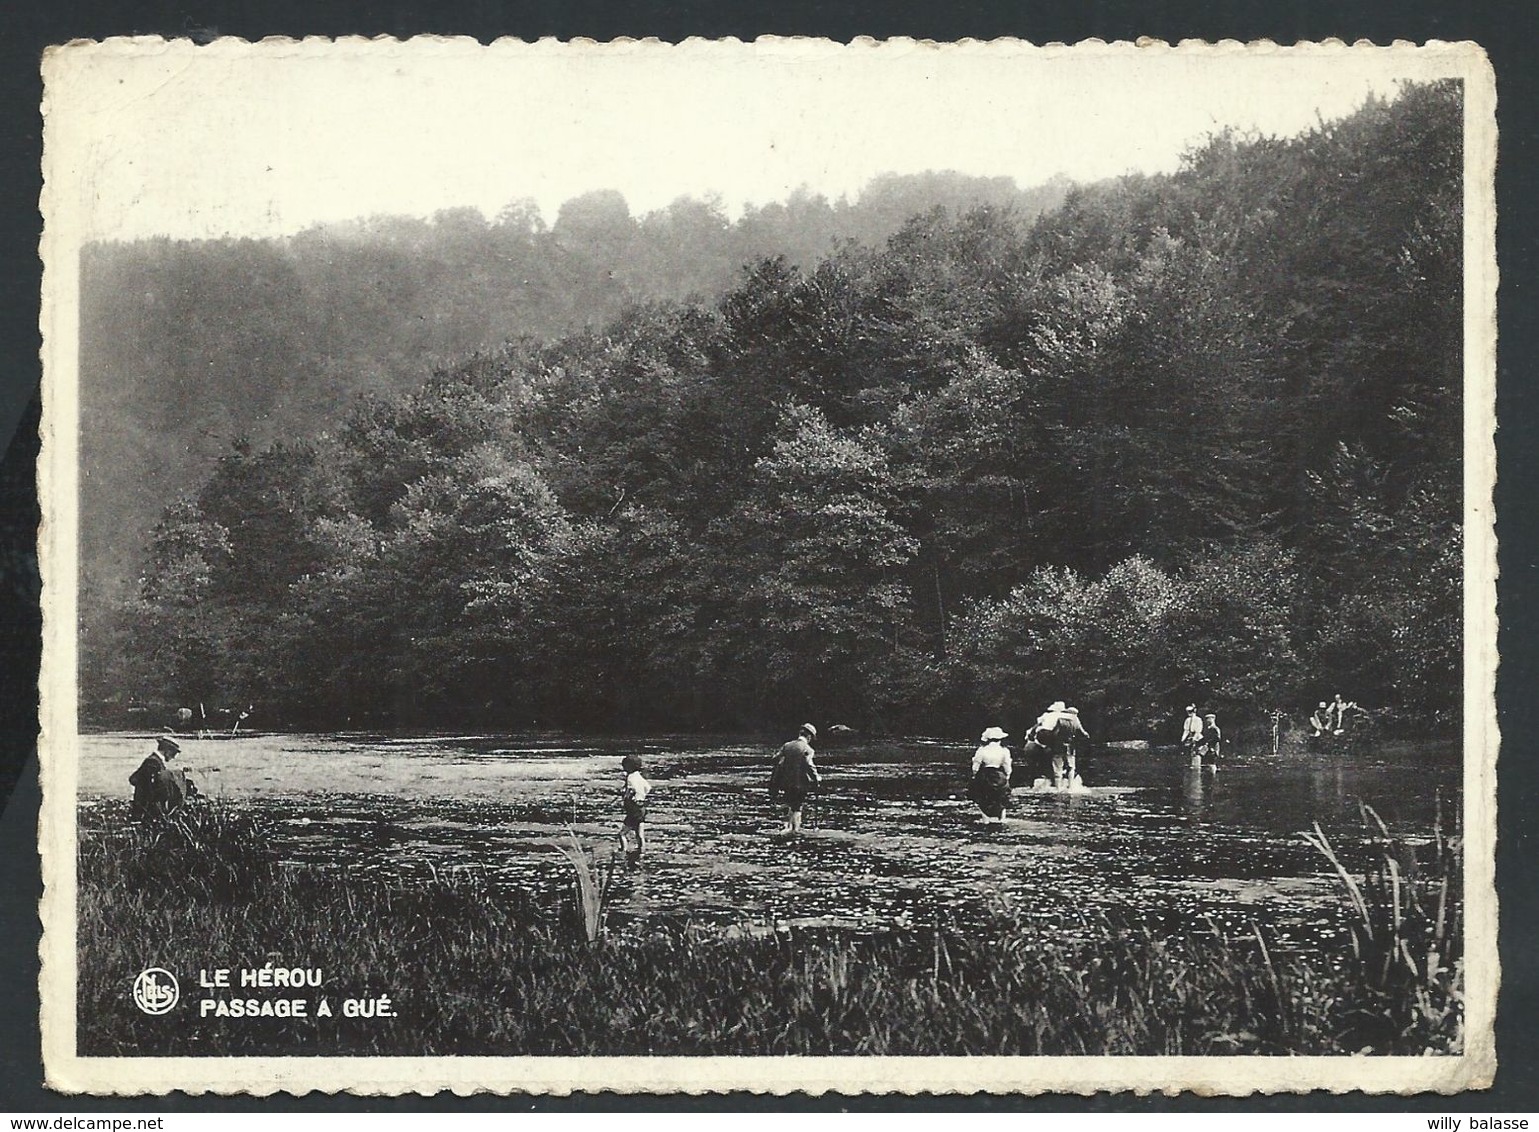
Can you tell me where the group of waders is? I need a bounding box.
[967,701,1091,824]
[1180,705,1224,769]
[619,714,1084,852]
[755,707,1095,836]
[765,709,1091,836]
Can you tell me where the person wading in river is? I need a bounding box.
[969,726,1013,824]
[1180,704,1204,759]
[618,754,650,865]
[1024,702,1090,788]
[1198,713,1223,771]
[769,724,821,836]
[1055,706,1090,786]
[1023,700,1065,781]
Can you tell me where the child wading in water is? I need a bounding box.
[619,754,650,865]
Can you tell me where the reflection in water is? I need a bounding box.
[1312,765,1347,810]
[78,732,1460,951]
[1181,766,1206,813]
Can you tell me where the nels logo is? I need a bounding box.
[132,967,179,1015]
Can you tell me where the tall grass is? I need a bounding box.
[1304,801,1463,1052]
[77,798,1463,1057]
[77,798,278,903]
[553,828,614,943]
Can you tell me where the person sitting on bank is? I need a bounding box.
[969,726,1013,824]
[1328,693,1359,735]
[129,733,195,822]
[618,754,650,865]
[769,724,821,836]
[1309,702,1330,738]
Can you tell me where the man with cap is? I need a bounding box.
[769,724,821,836]
[969,726,1013,823]
[129,733,194,822]
[1198,713,1223,770]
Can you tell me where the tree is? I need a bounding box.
[326,445,577,720]
[116,82,1465,732]
[123,501,237,709]
[711,403,919,726]
[1162,541,1302,714]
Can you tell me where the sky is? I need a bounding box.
[42,38,1469,242]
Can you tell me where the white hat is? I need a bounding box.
[1048,701,1066,712]
[980,726,1008,742]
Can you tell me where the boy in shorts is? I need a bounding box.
[619,754,650,865]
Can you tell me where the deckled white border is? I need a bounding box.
[37,35,1499,1096]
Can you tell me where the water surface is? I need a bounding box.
[79,731,1460,948]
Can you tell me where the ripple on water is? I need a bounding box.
[77,734,1461,947]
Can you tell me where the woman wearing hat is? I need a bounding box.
[969,727,1013,823]
[769,724,821,836]
[1180,704,1204,763]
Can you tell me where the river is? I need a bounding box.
[78,730,1461,948]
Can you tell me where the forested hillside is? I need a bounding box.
[79,171,1071,620]
[89,83,1463,738]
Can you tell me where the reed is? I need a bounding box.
[77,797,279,903]
[77,798,1463,1058]
[553,827,614,944]
[1303,800,1463,1051]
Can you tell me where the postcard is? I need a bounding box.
[38,36,1497,1095]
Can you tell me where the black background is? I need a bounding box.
[0,0,1533,1113]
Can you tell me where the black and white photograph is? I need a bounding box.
[37,37,1497,1095]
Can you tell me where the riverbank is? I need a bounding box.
[78,800,1462,1057]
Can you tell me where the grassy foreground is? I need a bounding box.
[77,801,1463,1057]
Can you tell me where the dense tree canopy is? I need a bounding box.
[80,173,1071,617]
[89,82,1464,738]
